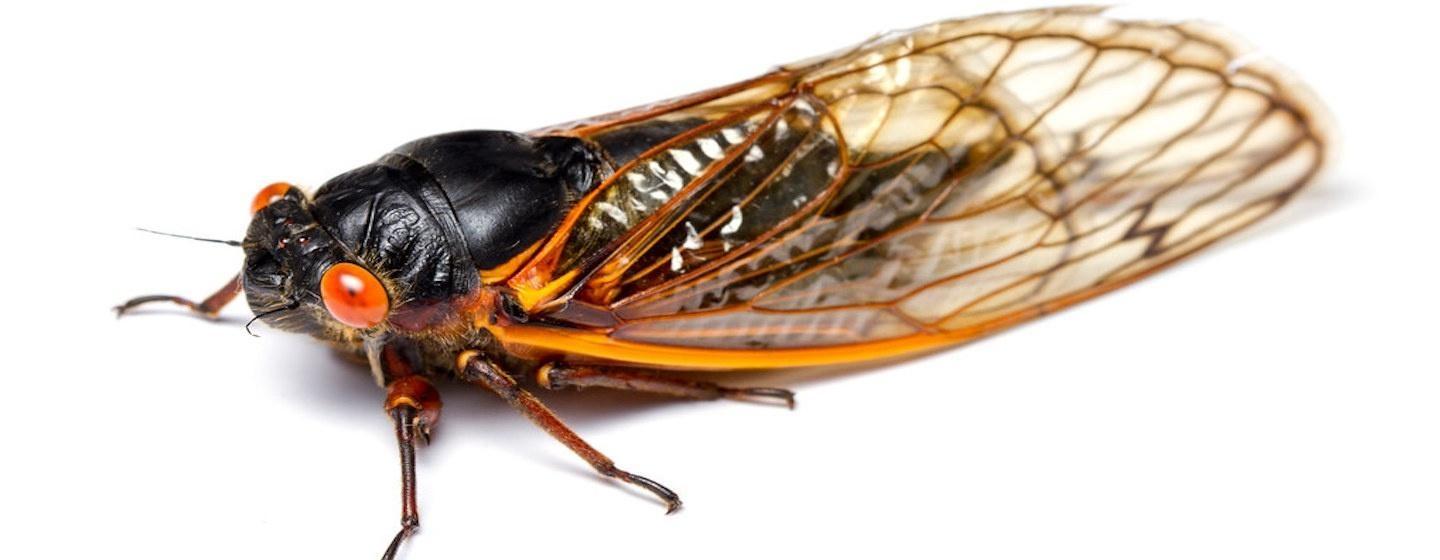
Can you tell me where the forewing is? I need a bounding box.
[511,7,1332,355]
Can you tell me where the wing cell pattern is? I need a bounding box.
[515,7,1331,353]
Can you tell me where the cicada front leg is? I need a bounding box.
[371,340,442,560]
[380,375,441,560]
[537,363,795,409]
[114,273,243,318]
[456,352,682,513]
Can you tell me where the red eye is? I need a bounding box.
[251,182,294,214]
[320,262,389,328]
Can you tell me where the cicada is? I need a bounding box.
[118,7,1332,559]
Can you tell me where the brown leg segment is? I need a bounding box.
[456,351,682,513]
[114,273,243,318]
[380,375,441,560]
[538,363,795,409]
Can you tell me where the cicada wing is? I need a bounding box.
[509,7,1332,360]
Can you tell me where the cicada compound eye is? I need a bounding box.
[251,182,295,214]
[320,262,390,328]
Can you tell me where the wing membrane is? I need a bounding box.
[501,7,1332,365]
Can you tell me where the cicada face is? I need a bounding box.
[241,185,361,340]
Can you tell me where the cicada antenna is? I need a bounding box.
[136,227,244,247]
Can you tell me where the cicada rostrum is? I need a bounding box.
[117,7,1333,558]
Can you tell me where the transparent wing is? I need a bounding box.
[503,7,1332,360]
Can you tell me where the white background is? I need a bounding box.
[3,1,1437,559]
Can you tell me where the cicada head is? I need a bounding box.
[241,184,388,343]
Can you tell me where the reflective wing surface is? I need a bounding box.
[497,7,1333,368]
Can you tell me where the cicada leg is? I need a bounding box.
[537,363,795,409]
[114,273,243,318]
[456,352,682,513]
[380,375,441,560]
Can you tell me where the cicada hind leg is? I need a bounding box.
[113,273,243,319]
